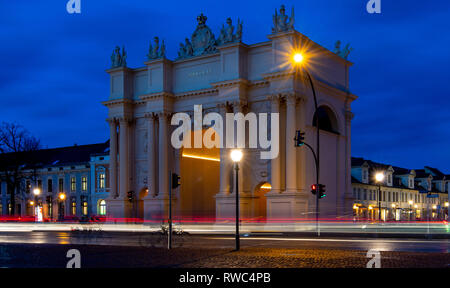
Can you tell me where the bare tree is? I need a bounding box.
[0,122,40,215]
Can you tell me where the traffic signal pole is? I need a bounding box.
[168,171,173,250]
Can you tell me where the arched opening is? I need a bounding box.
[179,129,220,221]
[253,182,271,221]
[312,106,339,134]
[97,199,106,216]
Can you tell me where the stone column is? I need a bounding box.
[158,112,169,197]
[108,118,118,198]
[146,113,156,197]
[119,118,129,198]
[218,103,231,195]
[285,94,297,193]
[269,95,281,193]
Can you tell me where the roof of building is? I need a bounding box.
[0,140,109,169]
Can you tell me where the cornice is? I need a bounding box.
[211,78,250,89]
[102,98,135,107]
[139,91,175,101]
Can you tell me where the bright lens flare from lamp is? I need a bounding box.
[33,188,40,196]
[293,53,304,63]
[59,193,66,201]
[230,149,243,163]
[375,172,384,182]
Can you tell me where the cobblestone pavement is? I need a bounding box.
[0,244,448,268]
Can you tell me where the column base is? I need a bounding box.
[105,198,133,222]
[265,191,309,220]
[142,196,176,222]
[215,192,257,220]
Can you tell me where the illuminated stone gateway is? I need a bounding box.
[103,5,357,221]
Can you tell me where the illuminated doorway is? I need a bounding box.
[253,182,271,221]
[179,130,220,220]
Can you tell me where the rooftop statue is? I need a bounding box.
[111,46,127,68]
[334,40,353,60]
[272,5,294,33]
[147,36,166,60]
[217,18,243,45]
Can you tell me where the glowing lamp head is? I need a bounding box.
[293,53,304,64]
[59,193,66,201]
[391,203,396,208]
[432,205,437,210]
[30,201,35,206]
[408,200,413,205]
[230,149,243,163]
[414,204,418,208]
[375,172,384,183]
[445,202,449,207]
[33,188,40,196]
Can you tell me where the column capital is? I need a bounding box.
[267,94,281,102]
[285,92,298,105]
[118,116,133,124]
[157,111,172,121]
[232,101,247,113]
[106,117,118,124]
[144,112,157,121]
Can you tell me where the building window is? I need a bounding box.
[71,177,76,192]
[59,179,64,192]
[82,177,87,191]
[48,179,53,193]
[82,202,88,216]
[99,173,106,189]
[26,180,31,194]
[71,201,76,215]
[38,179,42,190]
[99,200,106,216]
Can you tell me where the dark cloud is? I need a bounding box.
[1,0,449,172]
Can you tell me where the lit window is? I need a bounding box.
[99,173,105,189]
[82,177,87,191]
[71,177,76,192]
[99,200,106,216]
[82,202,88,216]
[71,201,76,215]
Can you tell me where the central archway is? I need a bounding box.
[179,129,220,221]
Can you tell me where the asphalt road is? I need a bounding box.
[0,231,448,253]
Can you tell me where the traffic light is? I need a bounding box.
[310,184,317,195]
[172,173,181,189]
[318,184,326,199]
[127,191,134,202]
[294,130,305,147]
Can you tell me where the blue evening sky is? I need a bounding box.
[1,0,449,172]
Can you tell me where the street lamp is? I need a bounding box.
[231,149,243,251]
[32,188,40,220]
[292,52,321,235]
[408,200,414,221]
[58,192,66,221]
[375,172,384,221]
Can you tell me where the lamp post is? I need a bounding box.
[231,149,243,251]
[58,192,66,221]
[409,200,413,221]
[293,53,321,234]
[375,172,384,222]
[33,188,40,221]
